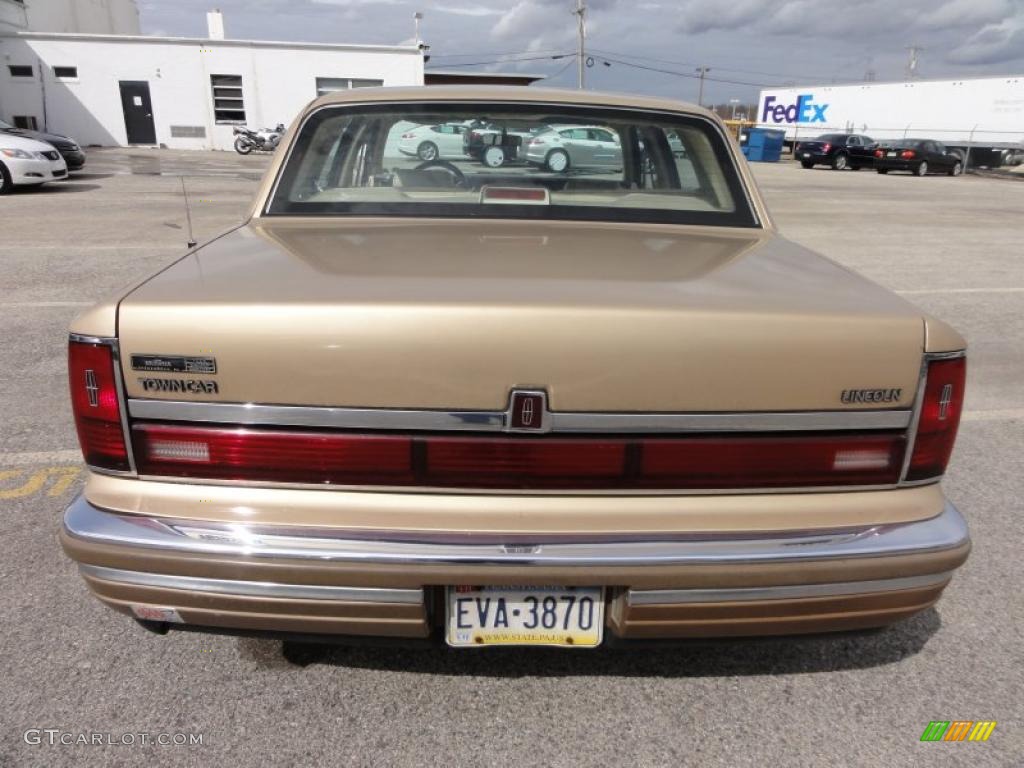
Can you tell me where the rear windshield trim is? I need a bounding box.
[263,100,760,229]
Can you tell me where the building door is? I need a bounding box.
[118,81,156,145]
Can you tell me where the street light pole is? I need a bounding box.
[574,0,586,89]
[695,66,710,106]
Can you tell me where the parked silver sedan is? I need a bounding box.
[523,124,622,172]
[397,122,470,161]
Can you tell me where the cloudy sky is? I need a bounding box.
[139,0,1024,104]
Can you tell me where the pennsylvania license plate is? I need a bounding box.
[446,586,604,648]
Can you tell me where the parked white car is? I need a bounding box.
[396,122,470,161]
[0,133,68,193]
[523,125,622,172]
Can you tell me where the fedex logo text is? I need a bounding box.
[761,94,829,124]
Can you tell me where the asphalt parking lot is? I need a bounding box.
[1,148,1021,767]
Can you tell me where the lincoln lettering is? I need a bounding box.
[841,388,902,404]
[138,378,219,394]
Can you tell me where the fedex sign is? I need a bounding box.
[761,94,829,124]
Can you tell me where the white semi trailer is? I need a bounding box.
[756,75,1024,167]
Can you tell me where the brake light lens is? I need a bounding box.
[530,138,545,146]
[901,150,916,159]
[134,424,414,485]
[906,356,966,481]
[822,143,831,153]
[642,434,904,488]
[133,423,906,490]
[875,149,884,158]
[68,340,129,471]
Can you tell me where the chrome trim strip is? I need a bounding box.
[79,564,424,604]
[70,333,137,475]
[127,398,912,434]
[626,571,953,605]
[64,495,969,567]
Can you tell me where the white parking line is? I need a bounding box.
[0,302,93,307]
[896,288,1024,295]
[961,409,1024,422]
[0,450,82,467]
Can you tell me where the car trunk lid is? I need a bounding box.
[117,219,924,413]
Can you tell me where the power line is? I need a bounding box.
[426,53,574,69]
[430,48,568,60]
[546,54,579,84]
[592,55,784,87]
[588,47,862,85]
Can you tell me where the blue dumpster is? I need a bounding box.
[740,128,786,162]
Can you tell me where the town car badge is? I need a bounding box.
[131,354,217,374]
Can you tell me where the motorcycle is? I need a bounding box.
[233,123,285,154]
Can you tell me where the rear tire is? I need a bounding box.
[417,141,439,161]
[800,160,814,169]
[915,161,928,176]
[948,161,963,177]
[0,161,11,195]
[233,137,253,155]
[832,152,848,170]
[545,149,570,173]
[482,145,506,168]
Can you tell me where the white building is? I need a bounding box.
[0,7,425,150]
[1,0,139,34]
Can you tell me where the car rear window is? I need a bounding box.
[266,102,757,227]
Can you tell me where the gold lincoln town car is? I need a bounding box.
[60,87,969,648]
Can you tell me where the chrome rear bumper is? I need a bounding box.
[63,494,968,568]
[61,495,969,639]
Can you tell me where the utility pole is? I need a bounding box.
[695,66,710,106]
[574,0,586,89]
[413,12,423,44]
[905,45,923,80]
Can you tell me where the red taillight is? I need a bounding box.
[901,150,916,159]
[530,138,545,146]
[134,424,414,485]
[427,437,625,489]
[906,356,966,481]
[68,340,129,471]
[133,423,906,490]
[822,143,831,153]
[642,434,905,488]
[874,149,884,158]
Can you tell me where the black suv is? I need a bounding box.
[0,119,85,171]
[796,133,877,171]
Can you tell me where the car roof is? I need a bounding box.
[0,132,56,151]
[545,124,611,131]
[306,85,712,120]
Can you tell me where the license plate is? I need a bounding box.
[446,586,604,647]
[887,151,897,157]
[802,152,811,158]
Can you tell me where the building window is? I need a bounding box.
[53,66,78,80]
[315,77,384,97]
[13,116,39,130]
[210,74,246,123]
[8,65,33,78]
